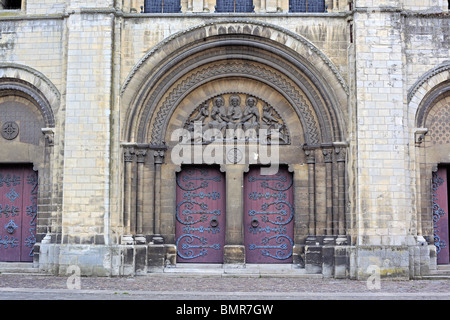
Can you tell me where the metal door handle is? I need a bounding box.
[5,220,18,234]
[210,217,219,228]
[251,217,259,228]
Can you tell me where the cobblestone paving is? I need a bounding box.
[0,273,449,296]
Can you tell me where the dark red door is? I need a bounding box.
[0,165,37,262]
[175,167,225,263]
[433,167,449,264]
[244,166,294,263]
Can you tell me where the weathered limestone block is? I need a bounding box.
[224,245,245,265]
[355,246,410,280]
[147,244,165,272]
[305,245,322,274]
[334,246,350,279]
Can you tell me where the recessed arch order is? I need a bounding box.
[121,19,349,147]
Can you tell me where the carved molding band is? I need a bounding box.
[120,19,349,97]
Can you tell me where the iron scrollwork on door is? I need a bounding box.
[176,167,225,263]
[176,234,221,260]
[248,200,294,225]
[432,171,448,258]
[0,166,38,262]
[0,174,21,187]
[248,235,294,260]
[245,167,294,263]
[0,235,19,248]
[24,172,38,257]
[176,168,221,191]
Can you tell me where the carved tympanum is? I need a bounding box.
[183,94,289,144]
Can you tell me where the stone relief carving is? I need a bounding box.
[149,62,319,145]
[1,121,19,140]
[183,94,290,144]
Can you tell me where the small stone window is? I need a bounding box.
[1,0,21,9]
[143,0,181,12]
[289,0,326,12]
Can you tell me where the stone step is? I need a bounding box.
[161,264,322,277]
[437,265,450,271]
[422,265,450,279]
[0,262,40,274]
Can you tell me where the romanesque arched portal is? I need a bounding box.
[120,20,349,271]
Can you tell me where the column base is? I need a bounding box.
[121,234,134,245]
[223,245,245,265]
[134,234,146,245]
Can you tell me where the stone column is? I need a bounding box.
[223,164,246,265]
[303,146,317,239]
[122,144,135,244]
[414,128,428,240]
[334,143,347,242]
[322,146,334,239]
[152,149,165,244]
[135,145,148,244]
[147,147,166,272]
[322,145,335,277]
[304,145,322,274]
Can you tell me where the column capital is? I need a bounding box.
[414,128,428,146]
[153,150,165,164]
[122,144,135,162]
[322,147,333,163]
[303,144,319,164]
[135,148,148,163]
[41,128,55,147]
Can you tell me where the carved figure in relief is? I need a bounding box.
[262,103,288,143]
[184,102,210,143]
[225,95,244,138]
[227,95,243,121]
[242,96,260,139]
[186,102,209,130]
[209,96,227,135]
[262,103,279,127]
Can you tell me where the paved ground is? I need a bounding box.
[0,273,449,301]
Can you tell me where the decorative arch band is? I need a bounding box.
[122,21,348,146]
[146,62,321,145]
[0,78,56,128]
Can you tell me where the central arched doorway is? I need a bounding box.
[120,20,349,272]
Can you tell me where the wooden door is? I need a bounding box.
[244,166,294,263]
[175,167,226,263]
[0,165,37,262]
[433,167,449,264]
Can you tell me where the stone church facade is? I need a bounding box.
[0,0,449,279]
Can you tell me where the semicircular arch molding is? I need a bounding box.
[151,61,320,146]
[0,64,60,128]
[122,20,348,146]
[410,63,450,128]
